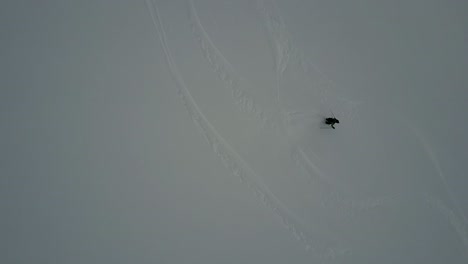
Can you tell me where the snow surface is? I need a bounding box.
[2,0,467,263]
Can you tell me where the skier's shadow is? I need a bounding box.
[319,117,334,129]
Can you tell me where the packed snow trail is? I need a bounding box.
[145,0,350,261]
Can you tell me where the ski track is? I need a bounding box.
[400,119,468,255]
[422,194,468,258]
[407,124,467,223]
[256,0,291,106]
[148,0,467,260]
[291,147,401,215]
[257,0,361,125]
[188,0,280,132]
[188,0,395,217]
[145,0,350,261]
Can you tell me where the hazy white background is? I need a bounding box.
[2,0,467,263]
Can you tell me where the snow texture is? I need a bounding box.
[146,0,467,262]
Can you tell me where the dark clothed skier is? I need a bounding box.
[325,117,340,129]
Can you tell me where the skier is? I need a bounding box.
[325,117,339,129]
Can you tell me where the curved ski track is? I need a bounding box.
[187,0,468,258]
[257,0,468,255]
[145,0,350,261]
[258,0,468,256]
[188,0,397,217]
[188,0,280,132]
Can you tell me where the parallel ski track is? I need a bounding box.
[187,0,468,258]
[146,0,467,260]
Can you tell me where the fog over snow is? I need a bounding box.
[2,0,468,263]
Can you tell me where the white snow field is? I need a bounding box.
[2,0,467,263]
[145,0,467,262]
